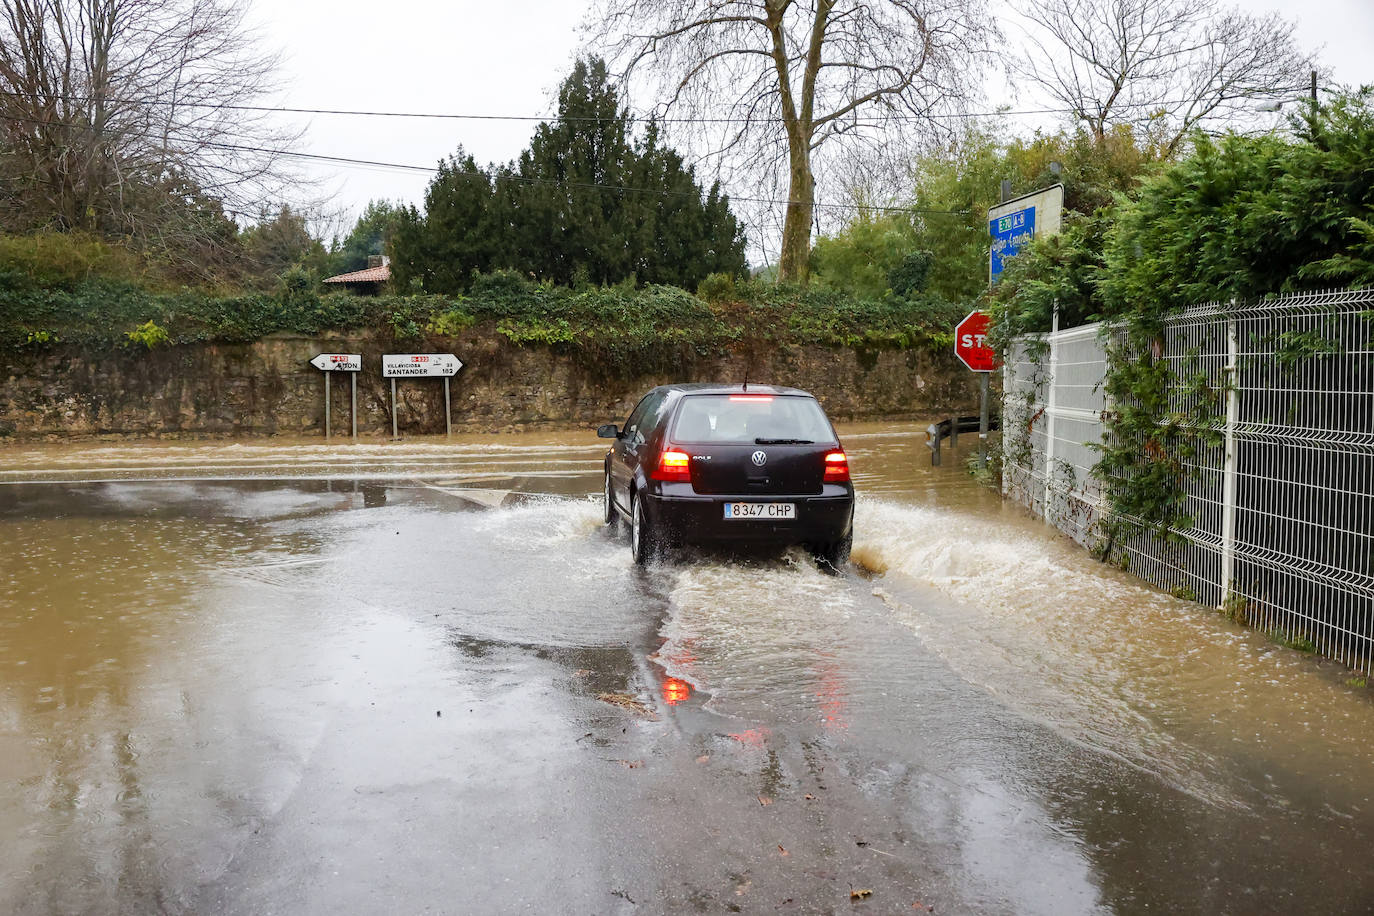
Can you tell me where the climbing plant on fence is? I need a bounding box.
[1091,317,1229,562]
[1006,291,1374,671]
[991,88,1374,553]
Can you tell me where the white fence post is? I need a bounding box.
[1008,291,1374,673]
[1219,313,1240,606]
[1001,351,1009,497]
[1042,301,1060,521]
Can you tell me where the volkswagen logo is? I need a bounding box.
[751,450,767,467]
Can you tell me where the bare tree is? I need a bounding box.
[0,0,299,246]
[1010,0,1318,155]
[588,0,996,283]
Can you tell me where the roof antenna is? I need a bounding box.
[742,370,748,392]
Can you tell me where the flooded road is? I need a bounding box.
[2,426,1373,914]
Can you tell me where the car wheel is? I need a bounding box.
[814,532,852,574]
[630,494,658,566]
[603,471,619,532]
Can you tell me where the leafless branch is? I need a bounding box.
[585,0,997,278]
[1008,0,1318,152]
[0,0,307,272]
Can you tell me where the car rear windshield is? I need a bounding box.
[670,395,837,445]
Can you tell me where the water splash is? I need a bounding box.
[849,496,1374,810]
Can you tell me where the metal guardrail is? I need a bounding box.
[926,414,1001,466]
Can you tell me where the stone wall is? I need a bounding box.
[0,331,981,440]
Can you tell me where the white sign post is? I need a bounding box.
[309,353,362,441]
[381,354,464,438]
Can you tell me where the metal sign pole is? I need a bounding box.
[444,377,452,438]
[309,353,361,441]
[381,353,464,440]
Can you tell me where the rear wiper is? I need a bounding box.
[754,437,814,445]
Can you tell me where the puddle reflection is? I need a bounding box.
[661,677,692,706]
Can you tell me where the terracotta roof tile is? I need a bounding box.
[322,264,391,284]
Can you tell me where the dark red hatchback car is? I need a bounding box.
[598,384,855,569]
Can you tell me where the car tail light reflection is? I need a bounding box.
[662,677,692,705]
[823,450,850,482]
[653,448,692,482]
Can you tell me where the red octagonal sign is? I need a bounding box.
[954,310,1000,372]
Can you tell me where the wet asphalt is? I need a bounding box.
[3,433,1374,915]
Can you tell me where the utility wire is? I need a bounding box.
[0,86,1316,126]
[4,79,1309,215]
[0,112,971,216]
[0,87,1095,122]
[203,140,969,215]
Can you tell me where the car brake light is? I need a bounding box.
[728,395,773,401]
[653,448,692,482]
[823,451,850,483]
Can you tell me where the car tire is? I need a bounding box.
[603,471,620,532]
[814,532,852,574]
[630,493,658,566]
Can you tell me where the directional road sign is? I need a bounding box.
[309,354,362,441]
[382,353,463,378]
[989,205,1035,282]
[988,184,1063,284]
[954,310,999,373]
[310,353,362,372]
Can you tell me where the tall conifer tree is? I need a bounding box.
[394,58,747,293]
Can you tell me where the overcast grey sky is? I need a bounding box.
[252,0,1374,248]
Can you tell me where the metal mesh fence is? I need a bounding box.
[1003,325,1111,547]
[1004,289,1374,672]
[1002,337,1048,516]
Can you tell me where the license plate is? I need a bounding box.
[724,502,795,520]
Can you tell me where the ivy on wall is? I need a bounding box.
[0,267,959,382]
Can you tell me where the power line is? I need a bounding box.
[0,87,1076,122]
[4,80,1310,217]
[205,140,969,215]
[0,86,1313,126]
[0,112,971,216]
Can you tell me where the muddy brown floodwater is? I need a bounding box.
[2,424,1373,914]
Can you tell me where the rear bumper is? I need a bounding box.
[643,488,854,546]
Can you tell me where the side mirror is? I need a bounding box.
[596,423,620,439]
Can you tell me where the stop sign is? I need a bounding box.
[954,310,999,372]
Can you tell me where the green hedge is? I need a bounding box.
[0,267,958,367]
[988,88,1374,337]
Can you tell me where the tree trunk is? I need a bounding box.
[777,135,814,284]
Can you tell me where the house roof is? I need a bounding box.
[322,263,391,284]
